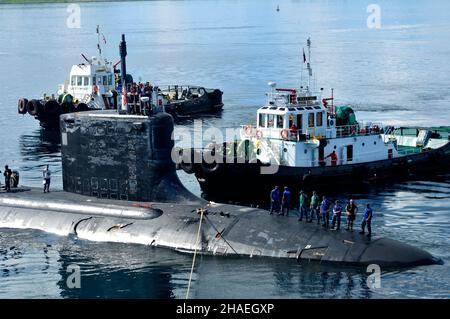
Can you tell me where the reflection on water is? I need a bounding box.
[18,129,62,188]
[19,129,60,162]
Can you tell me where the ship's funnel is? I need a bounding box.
[60,111,201,204]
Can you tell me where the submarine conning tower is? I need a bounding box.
[60,110,201,203]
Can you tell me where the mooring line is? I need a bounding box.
[185,208,205,299]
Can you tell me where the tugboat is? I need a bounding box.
[179,38,450,203]
[17,27,223,129]
[161,85,223,116]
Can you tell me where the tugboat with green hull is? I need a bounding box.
[179,38,450,203]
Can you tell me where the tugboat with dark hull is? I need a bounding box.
[17,28,223,129]
[179,38,450,204]
[161,85,223,117]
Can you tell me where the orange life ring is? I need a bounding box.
[281,129,289,140]
[256,129,263,140]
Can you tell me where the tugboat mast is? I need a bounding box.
[307,37,312,90]
[300,37,313,94]
[96,25,103,57]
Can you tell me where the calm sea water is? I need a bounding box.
[0,0,449,298]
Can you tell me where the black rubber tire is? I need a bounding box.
[61,102,73,114]
[18,98,28,114]
[179,149,196,174]
[73,102,88,112]
[27,99,42,116]
[44,100,60,116]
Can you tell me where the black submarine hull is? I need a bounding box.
[0,187,438,267]
[0,110,440,268]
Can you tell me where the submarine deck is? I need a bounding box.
[0,187,438,267]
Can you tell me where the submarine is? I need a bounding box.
[0,107,440,268]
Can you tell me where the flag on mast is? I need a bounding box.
[303,48,307,64]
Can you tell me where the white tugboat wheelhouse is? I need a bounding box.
[241,38,398,168]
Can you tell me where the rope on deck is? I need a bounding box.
[185,207,205,299]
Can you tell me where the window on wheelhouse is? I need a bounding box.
[308,113,315,127]
[71,76,76,86]
[288,115,294,128]
[267,114,275,128]
[276,115,284,128]
[83,76,90,86]
[297,114,303,130]
[259,113,266,128]
[93,76,96,86]
[316,112,323,127]
[77,76,82,86]
[103,76,107,86]
[108,74,113,86]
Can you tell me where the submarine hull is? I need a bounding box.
[0,188,438,268]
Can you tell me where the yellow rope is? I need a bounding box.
[185,208,205,299]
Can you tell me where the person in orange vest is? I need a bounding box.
[325,150,338,166]
[289,123,298,141]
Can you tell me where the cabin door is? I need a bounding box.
[347,145,353,162]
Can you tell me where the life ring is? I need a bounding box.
[256,129,263,140]
[280,129,289,140]
[18,98,28,114]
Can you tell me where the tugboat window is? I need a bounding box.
[259,113,266,127]
[267,114,275,128]
[308,113,315,127]
[297,114,303,129]
[77,76,82,86]
[103,76,107,85]
[93,76,96,85]
[71,76,76,86]
[83,76,90,86]
[276,115,284,128]
[316,112,323,127]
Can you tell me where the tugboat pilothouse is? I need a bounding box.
[180,38,450,203]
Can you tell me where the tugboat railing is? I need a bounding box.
[241,123,384,142]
